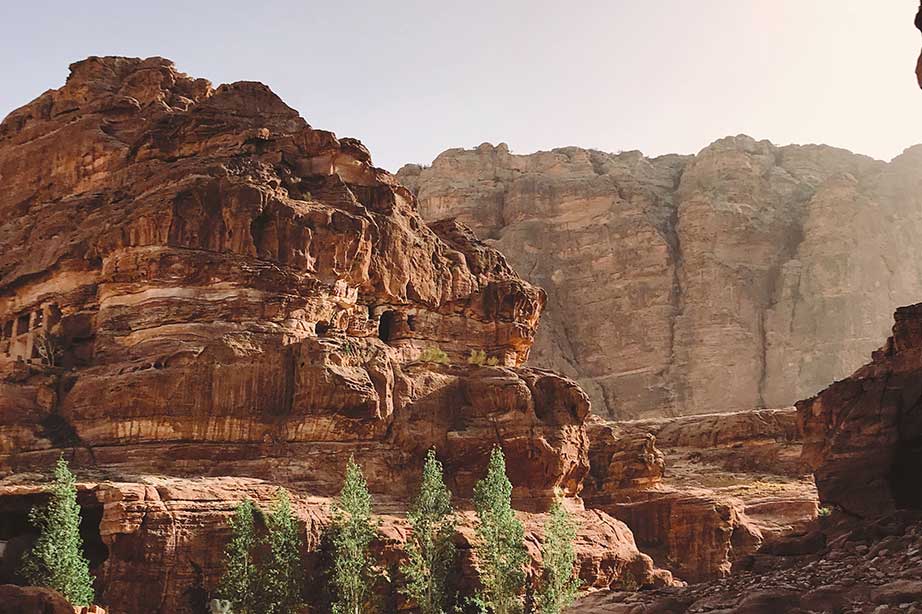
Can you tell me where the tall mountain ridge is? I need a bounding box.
[398,140,922,418]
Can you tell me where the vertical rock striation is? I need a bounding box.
[399,140,922,418]
[0,57,665,613]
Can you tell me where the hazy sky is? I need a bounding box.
[2,1,921,171]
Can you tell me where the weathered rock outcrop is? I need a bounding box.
[0,584,74,614]
[585,409,817,582]
[0,57,659,613]
[799,302,922,518]
[398,141,922,418]
[571,511,922,613]
[0,55,559,495]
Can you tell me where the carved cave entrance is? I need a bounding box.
[378,310,397,343]
[0,492,108,585]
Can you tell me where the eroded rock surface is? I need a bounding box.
[399,141,922,418]
[0,477,663,614]
[585,409,817,582]
[0,584,74,614]
[571,511,922,614]
[799,302,922,518]
[0,57,659,613]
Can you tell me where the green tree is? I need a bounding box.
[219,500,259,613]
[331,456,378,614]
[260,489,304,614]
[534,500,579,614]
[472,445,528,614]
[21,456,95,606]
[401,449,457,614]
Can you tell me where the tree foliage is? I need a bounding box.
[419,347,450,364]
[262,489,304,614]
[331,456,378,614]
[472,445,528,614]
[219,499,259,613]
[401,449,457,614]
[534,500,579,614]
[218,490,303,614]
[21,456,95,606]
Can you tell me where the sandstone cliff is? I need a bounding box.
[398,141,922,419]
[0,57,664,613]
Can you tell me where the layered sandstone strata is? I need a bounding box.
[585,409,818,581]
[398,141,922,419]
[0,57,659,613]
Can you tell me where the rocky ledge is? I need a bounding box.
[585,408,817,582]
[572,511,922,613]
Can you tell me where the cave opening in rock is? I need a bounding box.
[314,321,330,336]
[0,493,108,586]
[378,310,397,343]
[891,434,922,509]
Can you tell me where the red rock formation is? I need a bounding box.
[570,511,922,613]
[0,57,658,613]
[586,409,817,582]
[0,584,74,614]
[800,302,922,518]
[0,55,557,493]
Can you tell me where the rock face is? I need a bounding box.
[398,141,922,418]
[570,511,922,613]
[0,55,559,496]
[0,57,659,613]
[799,302,922,518]
[0,584,74,614]
[585,409,817,582]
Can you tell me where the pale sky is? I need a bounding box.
[2,1,921,172]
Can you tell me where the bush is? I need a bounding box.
[467,350,499,367]
[472,446,528,614]
[21,456,95,606]
[420,347,450,365]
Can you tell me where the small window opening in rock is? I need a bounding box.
[407,315,417,331]
[367,305,375,320]
[15,314,30,336]
[378,310,398,343]
[315,321,330,336]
